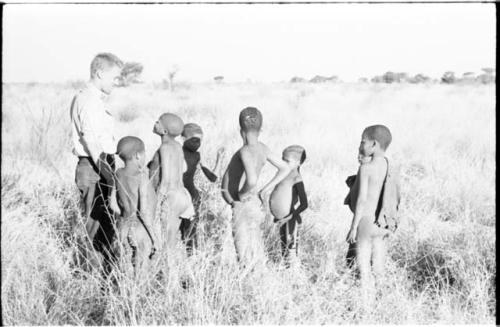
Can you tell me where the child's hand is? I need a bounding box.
[216,147,225,158]
[149,247,157,259]
[346,227,357,244]
[258,189,268,206]
[275,213,293,227]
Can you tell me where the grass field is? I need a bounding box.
[1,81,496,324]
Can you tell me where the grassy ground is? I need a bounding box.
[1,82,496,324]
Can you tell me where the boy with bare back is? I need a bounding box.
[345,125,401,290]
[112,136,158,276]
[148,113,195,260]
[221,107,291,267]
[269,145,308,268]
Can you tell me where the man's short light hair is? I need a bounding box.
[90,53,123,78]
[363,125,392,150]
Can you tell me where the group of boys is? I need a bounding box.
[71,53,400,290]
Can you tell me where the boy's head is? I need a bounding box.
[116,136,146,169]
[90,53,123,95]
[283,145,306,168]
[360,124,392,156]
[182,123,203,140]
[153,113,184,137]
[182,123,203,152]
[239,107,263,134]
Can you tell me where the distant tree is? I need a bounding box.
[396,72,409,83]
[481,67,494,75]
[167,65,180,91]
[119,62,143,87]
[382,71,396,83]
[371,75,384,83]
[290,76,307,83]
[441,71,456,84]
[326,75,339,83]
[409,73,430,84]
[310,75,329,83]
[214,76,224,84]
[476,73,495,84]
[358,77,369,83]
[460,72,476,83]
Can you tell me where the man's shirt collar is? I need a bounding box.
[87,81,107,101]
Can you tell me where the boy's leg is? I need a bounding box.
[356,216,374,290]
[179,217,196,256]
[179,218,191,241]
[288,219,299,267]
[279,222,288,258]
[129,227,151,279]
[371,234,387,281]
[232,202,250,265]
[165,209,182,253]
[346,242,357,269]
[185,218,197,256]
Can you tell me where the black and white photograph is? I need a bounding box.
[1,1,496,324]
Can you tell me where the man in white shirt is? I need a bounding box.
[70,53,123,275]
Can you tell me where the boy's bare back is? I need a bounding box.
[222,142,269,200]
[115,169,156,222]
[349,157,387,217]
[158,141,185,191]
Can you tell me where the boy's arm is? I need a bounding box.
[258,147,292,199]
[293,181,308,216]
[138,174,157,255]
[109,180,121,215]
[200,147,225,182]
[277,181,308,226]
[148,151,161,191]
[200,165,218,183]
[346,164,370,243]
[221,168,236,206]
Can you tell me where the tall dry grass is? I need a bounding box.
[1,82,495,324]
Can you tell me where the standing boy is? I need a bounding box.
[148,113,195,264]
[345,125,401,290]
[221,107,291,267]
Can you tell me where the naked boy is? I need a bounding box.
[345,125,401,290]
[113,136,158,277]
[148,113,195,262]
[269,145,308,267]
[221,107,291,267]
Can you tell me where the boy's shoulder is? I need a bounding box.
[240,142,269,154]
[293,173,303,184]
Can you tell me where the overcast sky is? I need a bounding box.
[2,3,496,83]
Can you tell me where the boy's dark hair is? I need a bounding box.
[90,53,123,78]
[116,136,145,161]
[363,125,392,150]
[239,107,263,132]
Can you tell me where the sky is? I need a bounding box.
[2,3,496,83]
